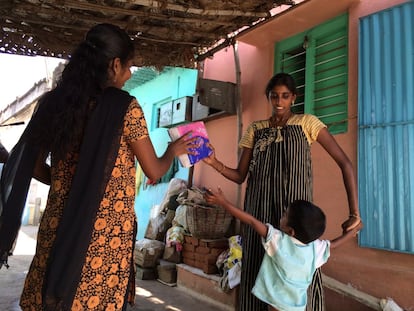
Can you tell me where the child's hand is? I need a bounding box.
[204,186,227,206]
[330,220,364,249]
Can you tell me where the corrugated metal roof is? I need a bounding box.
[123,66,175,91]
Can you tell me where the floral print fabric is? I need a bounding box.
[20,99,148,311]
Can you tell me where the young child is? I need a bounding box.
[204,187,362,311]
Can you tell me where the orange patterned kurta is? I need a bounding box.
[20,99,148,311]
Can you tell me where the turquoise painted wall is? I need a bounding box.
[127,67,198,240]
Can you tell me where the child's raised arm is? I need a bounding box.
[204,187,268,238]
[330,222,363,249]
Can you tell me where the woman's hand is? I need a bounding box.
[168,132,199,157]
[132,132,198,181]
[202,142,216,166]
[202,143,225,173]
[341,215,362,233]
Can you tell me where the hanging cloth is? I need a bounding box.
[0,132,40,268]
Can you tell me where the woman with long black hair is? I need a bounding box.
[0,23,196,311]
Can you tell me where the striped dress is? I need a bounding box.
[238,114,326,311]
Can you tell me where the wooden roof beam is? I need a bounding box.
[4,12,219,42]
[115,0,269,17]
[62,0,237,26]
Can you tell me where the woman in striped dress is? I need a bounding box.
[204,72,361,311]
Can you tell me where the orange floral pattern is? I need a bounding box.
[20,99,148,310]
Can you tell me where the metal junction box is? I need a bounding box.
[158,96,192,127]
[159,101,173,127]
[197,78,236,115]
[172,96,192,125]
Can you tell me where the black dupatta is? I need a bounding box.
[0,134,40,268]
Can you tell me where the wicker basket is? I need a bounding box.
[186,204,233,239]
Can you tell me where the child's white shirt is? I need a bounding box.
[252,224,330,311]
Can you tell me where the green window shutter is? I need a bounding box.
[312,15,349,134]
[275,14,349,134]
[276,37,306,114]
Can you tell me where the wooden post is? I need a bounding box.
[187,166,193,188]
[233,41,242,234]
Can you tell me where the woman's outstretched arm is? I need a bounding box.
[131,133,198,181]
[203,144,252,184]
[316,128,361,232]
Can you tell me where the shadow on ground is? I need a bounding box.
[0,226,222,311]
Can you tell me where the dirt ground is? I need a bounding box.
[0,225,226,311]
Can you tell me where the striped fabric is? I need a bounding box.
[238,114,326,311]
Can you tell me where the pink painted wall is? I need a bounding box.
[193,0,413,310]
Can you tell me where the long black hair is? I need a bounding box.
[31,23,134,159]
